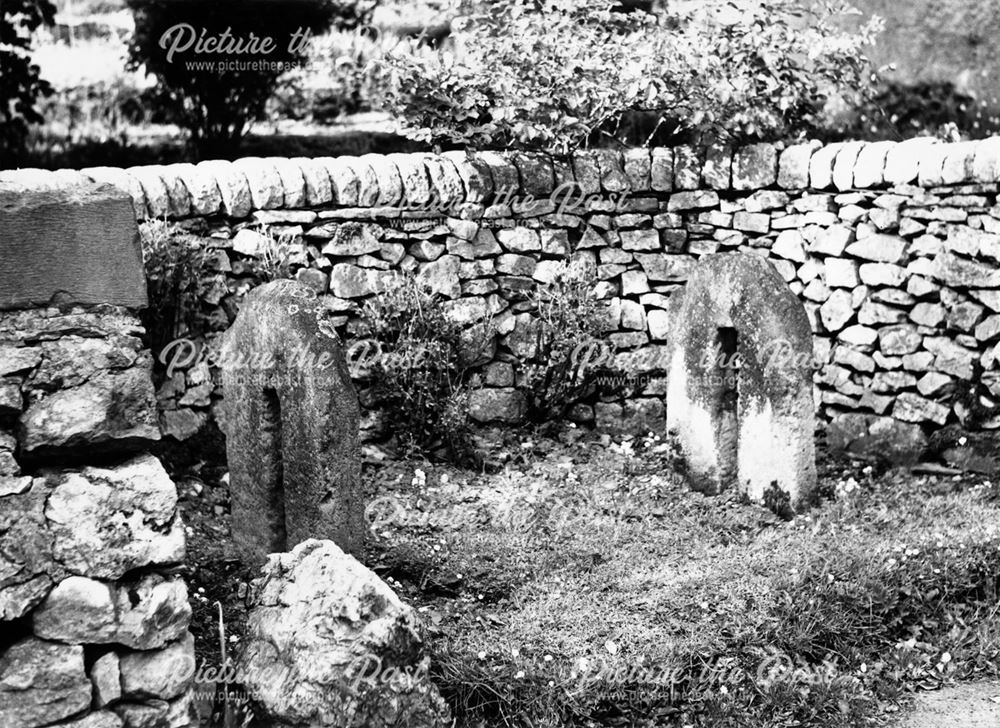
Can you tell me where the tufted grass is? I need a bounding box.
[366,436,1000,727]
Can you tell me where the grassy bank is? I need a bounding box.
[367,434,1000,727]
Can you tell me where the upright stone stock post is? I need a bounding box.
[665,253,816,511]
[222,279,363,566]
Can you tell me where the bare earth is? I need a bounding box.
[901,682,1000,728]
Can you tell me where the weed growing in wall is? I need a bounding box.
[361,274,494,464]
[139,219,214,355]
[521,261,610,424]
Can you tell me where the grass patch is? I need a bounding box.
[367,436,1000,727]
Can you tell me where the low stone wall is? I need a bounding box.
[8,138,1000,452]
[0,184,195,728]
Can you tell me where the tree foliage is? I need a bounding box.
[127,0,375,158]
[0,0,55,160]
[375,0,882,151]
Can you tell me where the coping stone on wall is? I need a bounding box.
[231,157,284,211]
[358,154,402,206]
[885,137,940,185]
[170,162,223,216]
[7,139,1000,226]
[127,165,171,219]
[441,150,495,203]
[196,159,253,217]
[0,181,148,310]
[972,137,1000,182]
[79,167,146,220]
[387,152,433,206]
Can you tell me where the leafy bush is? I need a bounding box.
[519,261,609,423]
[361,275,493,463]
[374,0,882,151]
[0,0,56,159]
[126,0,373,157]
[270,26,410,122]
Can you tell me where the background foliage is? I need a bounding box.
[375,0,882,151]
[125,0,374,157]
[0,0,56,159]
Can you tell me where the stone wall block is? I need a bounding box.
[195,160,252,218]
[885,137,940,185]
[232,157,285,210]
[293,156,335,206]
[80,167,146,220]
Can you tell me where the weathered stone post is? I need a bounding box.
[221,279,363,565]
[665,253,816,510]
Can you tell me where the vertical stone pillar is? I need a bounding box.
[665,253,816,510]
[221,279,363,566]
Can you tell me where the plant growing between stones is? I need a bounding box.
[255,226,299,282]
[139,219,214,355]
[361,274,494,464]
[520,261,610,423]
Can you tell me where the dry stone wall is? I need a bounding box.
[0,183,195,728]
[10,138,1000,455]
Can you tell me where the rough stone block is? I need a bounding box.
[168,162,222,216]
[221,280,363,565]
[468,388,526,424]
[650,148,673,192]
[0,182,147,310]
[441,151,495,203]
[832,141,866,191]
[826,413,926,464]
[195,160,252,218]
[294,156,336,206]
[238,539,451,727]
[852,140,895,188]
[885,137,940,185]
[778,141,820,189]
[0,639,91,728]
[232,157,284,210]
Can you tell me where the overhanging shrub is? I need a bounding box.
[374,0,882,151]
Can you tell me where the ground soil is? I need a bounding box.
[899,681,1000,727]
